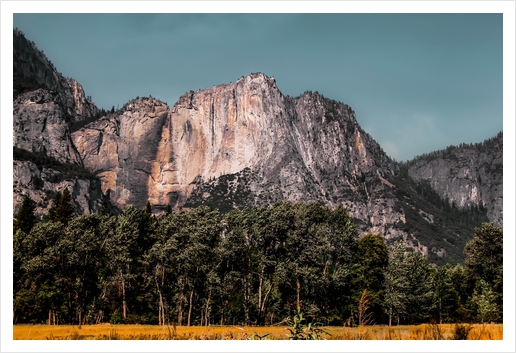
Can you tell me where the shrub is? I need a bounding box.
[286,307,329,340]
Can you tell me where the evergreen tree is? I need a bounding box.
[46,191,62,223]
[464,223,503,319]
[404,250,433,324]
[352,233,388,323]
[47,189,74,225]
[384,242,409,326]
[98,199,110,216]
[14,194,37,233]
[145,201,152,214]
[58,188,75,225]
[472,279,499,323]
[431,265,459,323]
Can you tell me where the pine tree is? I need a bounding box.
[99,199,110,216]
[46,191,61,223]
[464,223,503,317]
[472,279,499,323]
[145,201,152,214]
[14,194,37,233]
[384,242,409,326]
[431,265,459,323]
[47,188,74,225]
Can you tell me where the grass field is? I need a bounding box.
[13,323,502,340]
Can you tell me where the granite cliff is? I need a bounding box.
[13,28,103,217]
[404,133,503,227]
[72,73,405,240]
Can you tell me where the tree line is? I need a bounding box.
[401,131,502,167]
[13,193,502,326]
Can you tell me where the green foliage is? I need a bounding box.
[464,223,503,321]
[392,172,489,265]
[12,200,501,326]
[286,307,328,340]
[384,242,410,326]
[404,250,434,323]
[98,199,111,216]
[14,194,37,233]
[110,308,122,324]
[352,234,388,323]
[472,280,499,323]
[431,265,459,323]
[401,131,502,167]
[47,188,74,225]
[13,74,47,97]
[69,111,105,133]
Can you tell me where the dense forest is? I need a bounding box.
[13,193,502,327]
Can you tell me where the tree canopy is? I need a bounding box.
[13,202,503,326]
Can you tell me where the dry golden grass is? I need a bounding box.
[13,323,503,340]
[326,323,503,340]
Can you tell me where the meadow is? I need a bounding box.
[13,323,502,340]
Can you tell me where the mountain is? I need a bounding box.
[12,29,502,265]
[13,28,104,217]
[403,134,503,227]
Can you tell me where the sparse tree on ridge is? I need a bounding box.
[14,194,37,234]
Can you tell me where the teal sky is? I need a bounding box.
[13,13,502,161]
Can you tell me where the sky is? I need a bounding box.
[12,13,502,161]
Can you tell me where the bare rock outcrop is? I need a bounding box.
[13,28,98,122]
[406,133,502,226]
[13,89,82,165]
[13,28,104,216]
[72,97,169,209]
[13,159,103,218]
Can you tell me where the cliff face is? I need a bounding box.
[13,28,104,215]
[13,28,98,122]
[13,159,103,219]
[406,133,503,227]
[72,97,169,208]
[73,73,405,241]
[13,89,82,165]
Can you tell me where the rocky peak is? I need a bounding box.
[13,28,98,123]
[13,28,61,95]
[405,132,502,226]
[13,29,105,216]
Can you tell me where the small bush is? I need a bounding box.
[452,324,473,340]
[109,309,122,325]
[286,306,329,340]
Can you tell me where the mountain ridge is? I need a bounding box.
[12,28,502,265]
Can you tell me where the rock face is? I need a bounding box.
[13,28,98,123]
[73,73,404,239]
[72,97,169,208]
[13,159,103,219]
[405,133,503,227]
[13,89,82,165]
[13,28,104,216]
